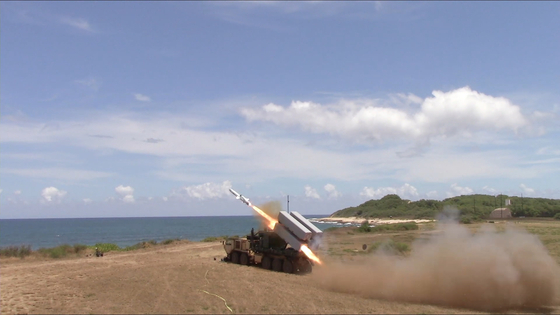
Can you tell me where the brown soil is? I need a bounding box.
[0,241,482,315]
[2,222,560,314]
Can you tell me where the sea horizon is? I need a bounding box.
[0,214,335,250]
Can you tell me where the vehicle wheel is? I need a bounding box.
[282,259,293,274]
[262,256,272,270]
[240,253,249,265]
[231,251,240,264]
[299,260,312,274]
[272,258,283,272]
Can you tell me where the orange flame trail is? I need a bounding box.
[301,244,322,265]
[250,204,277,230]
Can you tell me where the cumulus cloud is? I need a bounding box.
[447,183,474,197]
[115,185,134,196]
[83,198,92,204]
[14,190,22,195]
[520,183,535,195]
[324,183,341,199]
[360,183,419,200]
[122,194,135,203]
[172,180,232,200]
[304,185,321,199]
[134,93,151,102]
[115,185,135,203]
[41,186,67,204]
[241,87,527,144]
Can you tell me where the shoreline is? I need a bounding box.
[314,217,435,225]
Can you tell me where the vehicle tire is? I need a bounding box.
[282,259,293,274]
[262,256,272,270]
[231,251,240,264]
[240,253,249,265]
[272,258,283,272]
[300,260,312,274]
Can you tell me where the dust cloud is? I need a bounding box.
[313,207,560,312]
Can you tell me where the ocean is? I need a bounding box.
[0,215,336,250]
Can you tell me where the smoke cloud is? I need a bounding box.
[313,207,560,312]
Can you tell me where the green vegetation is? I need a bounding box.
[37,244,90,258]
[357,221,418,233]
[0,245,32,258]
[0,238,188,260]
[202,235,239,242]
[331,194,560,220]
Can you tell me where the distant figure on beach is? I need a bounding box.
[95,247,103,257]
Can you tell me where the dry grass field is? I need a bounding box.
[2,219,560,314]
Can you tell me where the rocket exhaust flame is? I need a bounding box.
[250,205,277,230]
[301,244,322,265]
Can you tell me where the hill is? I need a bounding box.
[330,194,560,221]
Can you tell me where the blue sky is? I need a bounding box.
[1,1,559,219]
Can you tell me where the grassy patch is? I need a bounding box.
[162,238,178,245]
[90,243,121,252]
[0,245,32,258]
[201,235,237,242]
[368,240,410,255]
[324,226,341,232]
[37,244,82,258]
[357,222,419,233]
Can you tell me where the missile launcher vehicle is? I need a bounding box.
[223,193,323,274]
[224,189,323,273]
[223,227,314,274]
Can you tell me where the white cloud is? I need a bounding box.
[122,194,135,203]
[482,185,497,194]
[304,185,321,199]
[426,190,438,198]
[14,190,21,195]
[59,17,95,32]
[0,189,2,194]
[447,183,474,197]
[83,198,92,204]
[172,180,232,200]
[324,183,341,199]
[2,168,113,182]
[241,87,528,143]
[520,184,535,195]
[134,93,151,102]
[0,92,553,188]
[41,186,67,204]
[360,183,419,200]
[115,185,134,196]
[115,185,135,203]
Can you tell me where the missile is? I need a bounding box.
[229,188,251,206]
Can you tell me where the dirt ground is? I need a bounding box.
[2,221,560,314]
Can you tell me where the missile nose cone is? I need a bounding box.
[229,188,239,196]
